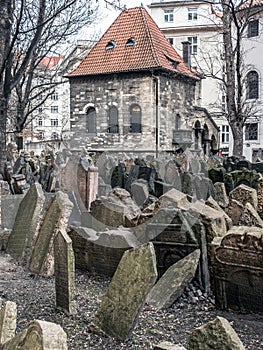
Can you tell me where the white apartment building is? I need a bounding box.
[24,41,94,155]
[241,3,263,162]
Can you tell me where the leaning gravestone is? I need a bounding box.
[29,191,73,276]
[2,320,67,350]
[54,229,75,314]
[187,316,245,350]
[0,300,16,346]
[146,249,200,310]
[93,243,157,340]
[7,183,45,265]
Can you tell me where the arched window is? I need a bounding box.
[51,132,59,140]
[108,106,119,133]
[246,71,259,99]
[130,104,142,133]
[86,107,96,134]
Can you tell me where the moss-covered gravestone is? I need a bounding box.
[93,242,157,340]
[7,183,45,265]
[187,316,245,350]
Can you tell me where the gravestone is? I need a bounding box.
[147,249,200,309]
[224,199,244,225]
[211,226,263,313]
[93,243,157,340]
[29,191,73,276]
[229,184,258,210]
[2,320,67,350]
[131,179,149,207]
[213,182,229,208]
[54,229,75,314]
[238,202,263,227]
[188,316,245,350]
[1,194,24,230]
[0,300,16,346]
[7,183,45,265]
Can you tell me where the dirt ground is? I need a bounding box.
[0,252,263,349]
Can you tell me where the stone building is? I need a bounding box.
[68,6,219,156]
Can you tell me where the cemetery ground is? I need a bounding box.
[0,253,262,349]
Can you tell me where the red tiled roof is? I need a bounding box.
[38,56,64,70]
[239,0,263,9]
[69,7,198,80]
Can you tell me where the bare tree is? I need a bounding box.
[0,0,124,175]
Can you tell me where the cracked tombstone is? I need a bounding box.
[146,249,200,310]
[92,242,157,340]
[7,183,45,265]
[0,300,17,346]
[29,191,73,276]
[54,229,75,314]
[2,320,67,350]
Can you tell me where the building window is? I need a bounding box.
[86,107,96,134]
[248,20,259,38]
[188,36,198,55]
[51,106,58,113]
[51,132,59,140]
[164,10,174,23]
[38,107,43,113]
[51,118,58,126]
[130,104,142,133]
[50,92,58,100]
[38,131,44,140]
[188,8,198,20]
[245,123,258,140]
[38,117,43,126]
[108,106,119,133]
[168,37,174,45]
[221,125,229,143]
[246,71,259,99]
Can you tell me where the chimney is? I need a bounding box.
[182,41,191,68]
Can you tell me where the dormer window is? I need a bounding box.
[126,37,136,47]
[105,40,116,50]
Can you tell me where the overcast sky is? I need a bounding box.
[85,0,151,40]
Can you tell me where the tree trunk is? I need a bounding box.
[0,97,8,175]
[231,121,243,157]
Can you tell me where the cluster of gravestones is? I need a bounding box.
[0,151,263,347]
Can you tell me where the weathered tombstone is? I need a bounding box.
[125,164,139,193]
[205,196,232,230]
[211,226,263,313]
[7,183,45,265]
[208,168,225,184]
[213,182,229,208]
[2,320,67,350]
[12,174,29,194]
[146,249,200,309]
[229,184,258,210]
[238,202,263,227]
[187,316,245,350]
[224,199,244,225]
[29,191,73,276]
[93,243,157,340]
[0,300,16,346]
[1,194,24,230]
[131,179,149,207]
[54,229,75,314]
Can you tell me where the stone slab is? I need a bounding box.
[0,300,16,345]
[93,242,157,340]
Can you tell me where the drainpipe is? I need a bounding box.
[153,76,159,158]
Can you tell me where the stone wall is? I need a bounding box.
[69,71,197,153]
